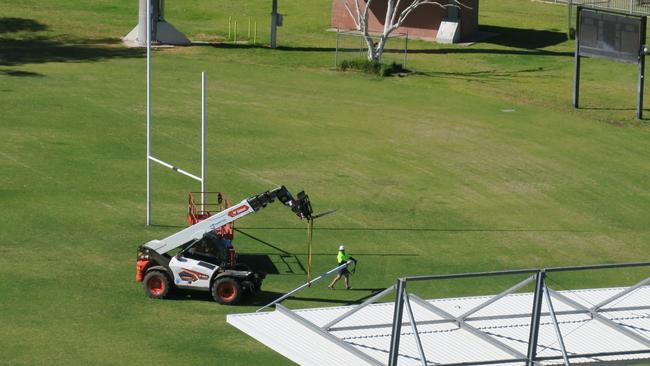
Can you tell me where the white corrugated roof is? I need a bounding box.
[227,286,650,366]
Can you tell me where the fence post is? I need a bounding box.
[335,28,340,69]
[388,278,406,366]
[526,270,546,366]
[271,0,278,49]
[228,16,231,40]
[359,34,363,58]
[568,0,574,39]
[638,44,646,119]
[404,32,409,68]
[573,8,581,109]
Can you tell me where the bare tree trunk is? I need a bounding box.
[344,0,469,63]
[374,34,390,61]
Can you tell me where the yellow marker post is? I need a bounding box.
[307,219,313,282]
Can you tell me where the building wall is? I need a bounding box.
[331,0,479,41]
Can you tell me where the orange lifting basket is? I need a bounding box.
[187,192,234,240]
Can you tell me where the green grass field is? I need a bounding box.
[1,0,650,364]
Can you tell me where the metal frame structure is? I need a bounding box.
[572,6,647,119]
[246,262,650,366]
[547,0,650,16]
[145,0,207,225]
[386,262,650,366]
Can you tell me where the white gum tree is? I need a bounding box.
[344,0,467,62]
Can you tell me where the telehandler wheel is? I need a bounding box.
[143,270,170,299]
[212,278,242,305]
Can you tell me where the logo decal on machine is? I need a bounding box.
[227,205,250,217]
[179,268,209,282]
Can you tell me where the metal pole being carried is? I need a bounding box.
[257,260,353,312]
[146,0,152,226]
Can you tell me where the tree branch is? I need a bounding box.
[343,0,361,30]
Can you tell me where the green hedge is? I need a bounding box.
[339,59,407,76]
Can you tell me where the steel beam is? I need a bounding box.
[545,262,650,273]
[276,305,383,366]
[328,305,650,333]
[591,276,650,312]
[388,279,406,366]
[543,285,570,366]
[409,294,527,360]
[548,288,650,348]
[406,268,538,282]
[322,285,395,331]
[458,276,535,321]
[404,290,428,366]
[526,271,545,366]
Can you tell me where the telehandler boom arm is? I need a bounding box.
[143,186,312,254]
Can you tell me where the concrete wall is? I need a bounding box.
[331,0,479,41]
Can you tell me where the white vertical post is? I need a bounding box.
[201,71,206,212]
[146,0,152,226]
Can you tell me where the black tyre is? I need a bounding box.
[240,281,256,297]
[212,277,242,305]
[143,270,170,299]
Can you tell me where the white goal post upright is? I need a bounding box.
[145,0,207,225]
[146,0,151,226]
[201,72,206,213]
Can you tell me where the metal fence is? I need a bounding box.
[543,0,650,16]
[333,29,410,69]
[385,262,650,366]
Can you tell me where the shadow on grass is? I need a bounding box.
[164,288,386,307]
[0,36,144,66]
[235,228,418,259]
[0,18,143,67]
[478,25,567,50]
[0,17,47,33]
[413,67,549,82]
[208,24,570,58]
[149,223,186,229]
[0,69,44,77]
[210,43,572,58]
[238,226,591,233]
[578,106,640,111]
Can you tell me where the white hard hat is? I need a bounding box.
[339,244,345,251]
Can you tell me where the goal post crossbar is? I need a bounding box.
[148,155,203,182]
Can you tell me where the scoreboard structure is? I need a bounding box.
[574,7,647,119]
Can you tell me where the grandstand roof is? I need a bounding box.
[228,286,650,366]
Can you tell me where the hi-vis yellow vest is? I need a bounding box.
[337,251,349,264]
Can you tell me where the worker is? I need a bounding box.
[328,244,357,290]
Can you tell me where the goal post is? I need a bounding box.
[145,0,207,225]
